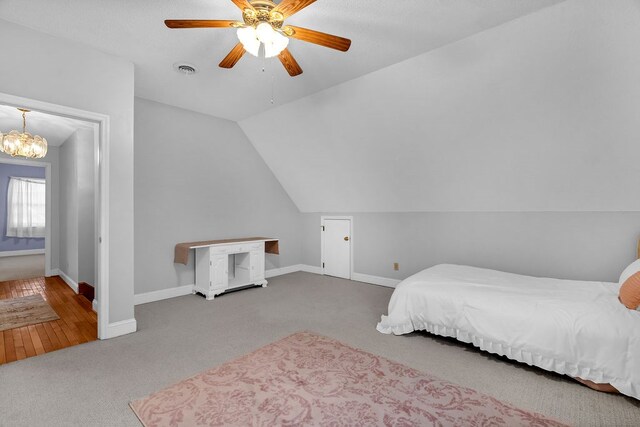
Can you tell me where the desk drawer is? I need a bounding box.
[210,246,230,255]
[210,242,264,255]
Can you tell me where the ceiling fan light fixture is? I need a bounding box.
[237,26,260,57]
[256,22,276,44]
[264,32,289,58]
[238,22,288,58]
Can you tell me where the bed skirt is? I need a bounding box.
[377,316,627,398]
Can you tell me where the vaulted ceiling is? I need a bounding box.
[0,0,563,121]
[240,0,640,212]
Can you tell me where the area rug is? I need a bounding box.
[0,294,59,332]
[130,331,567,426]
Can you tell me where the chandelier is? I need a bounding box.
[0,108,48,159]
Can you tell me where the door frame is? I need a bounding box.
[320,215,353,280]
[0,92,110,340]
[0,157,52,275]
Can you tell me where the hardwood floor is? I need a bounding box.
[0,276,97,365]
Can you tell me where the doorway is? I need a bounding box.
[0,92,110,342]
[0,103,101,363]
[321,216,352,279]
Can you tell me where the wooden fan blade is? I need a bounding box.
[285,26,351,52]
[165,20,238,29]
[219,43,246,68]
[230,0,254,11]
[278,49,303,76]
[272,0,316,18]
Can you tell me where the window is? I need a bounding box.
[6,177,46,238]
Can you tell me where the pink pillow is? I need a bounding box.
[619,260,640,310]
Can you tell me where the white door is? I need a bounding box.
[322,219,351,279]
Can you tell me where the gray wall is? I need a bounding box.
[59,133,79,281]
[134,98,302,294]
[0,19,135,323]
[302,212,640,283]
[58,129,96,285]
[76,130,96,285]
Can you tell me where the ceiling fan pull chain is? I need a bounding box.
[271,74,275,105]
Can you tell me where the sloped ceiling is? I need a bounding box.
[0,0,562,121]
[240,0,640,212]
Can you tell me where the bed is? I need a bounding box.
[377,263,640,400]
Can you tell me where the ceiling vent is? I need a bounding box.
[174,63,198,75]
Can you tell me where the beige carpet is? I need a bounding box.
[0,254,45,282]
[0,272,638,426]
[131,331,566,426]
[0,294,59,332]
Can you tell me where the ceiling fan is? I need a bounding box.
[165,0,351,77]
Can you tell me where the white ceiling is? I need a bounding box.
[0,0,563,121]
[0,104,92,147]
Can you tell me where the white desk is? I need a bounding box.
[191,238,277,300]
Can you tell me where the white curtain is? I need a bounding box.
[6,177,46,238]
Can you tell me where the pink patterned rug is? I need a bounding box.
[130,331,567,426]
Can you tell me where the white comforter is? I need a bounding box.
[377,264,640,399]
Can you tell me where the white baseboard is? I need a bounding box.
[286,264,400,288]
[134,284,194,305]
[92,299,98,313]
[102,318,137,339]
[351,272,401,288]
[129,266,400,308]
[266,264,305,278]
[300,264,323,275]
[0,248,45,258]
[269,264,397,288]
[133,264,310,306]
[57,269,79,293]
[266,264,323,276]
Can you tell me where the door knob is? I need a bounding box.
[344,236,349,241]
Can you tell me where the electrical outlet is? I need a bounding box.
[393,262,399,271]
